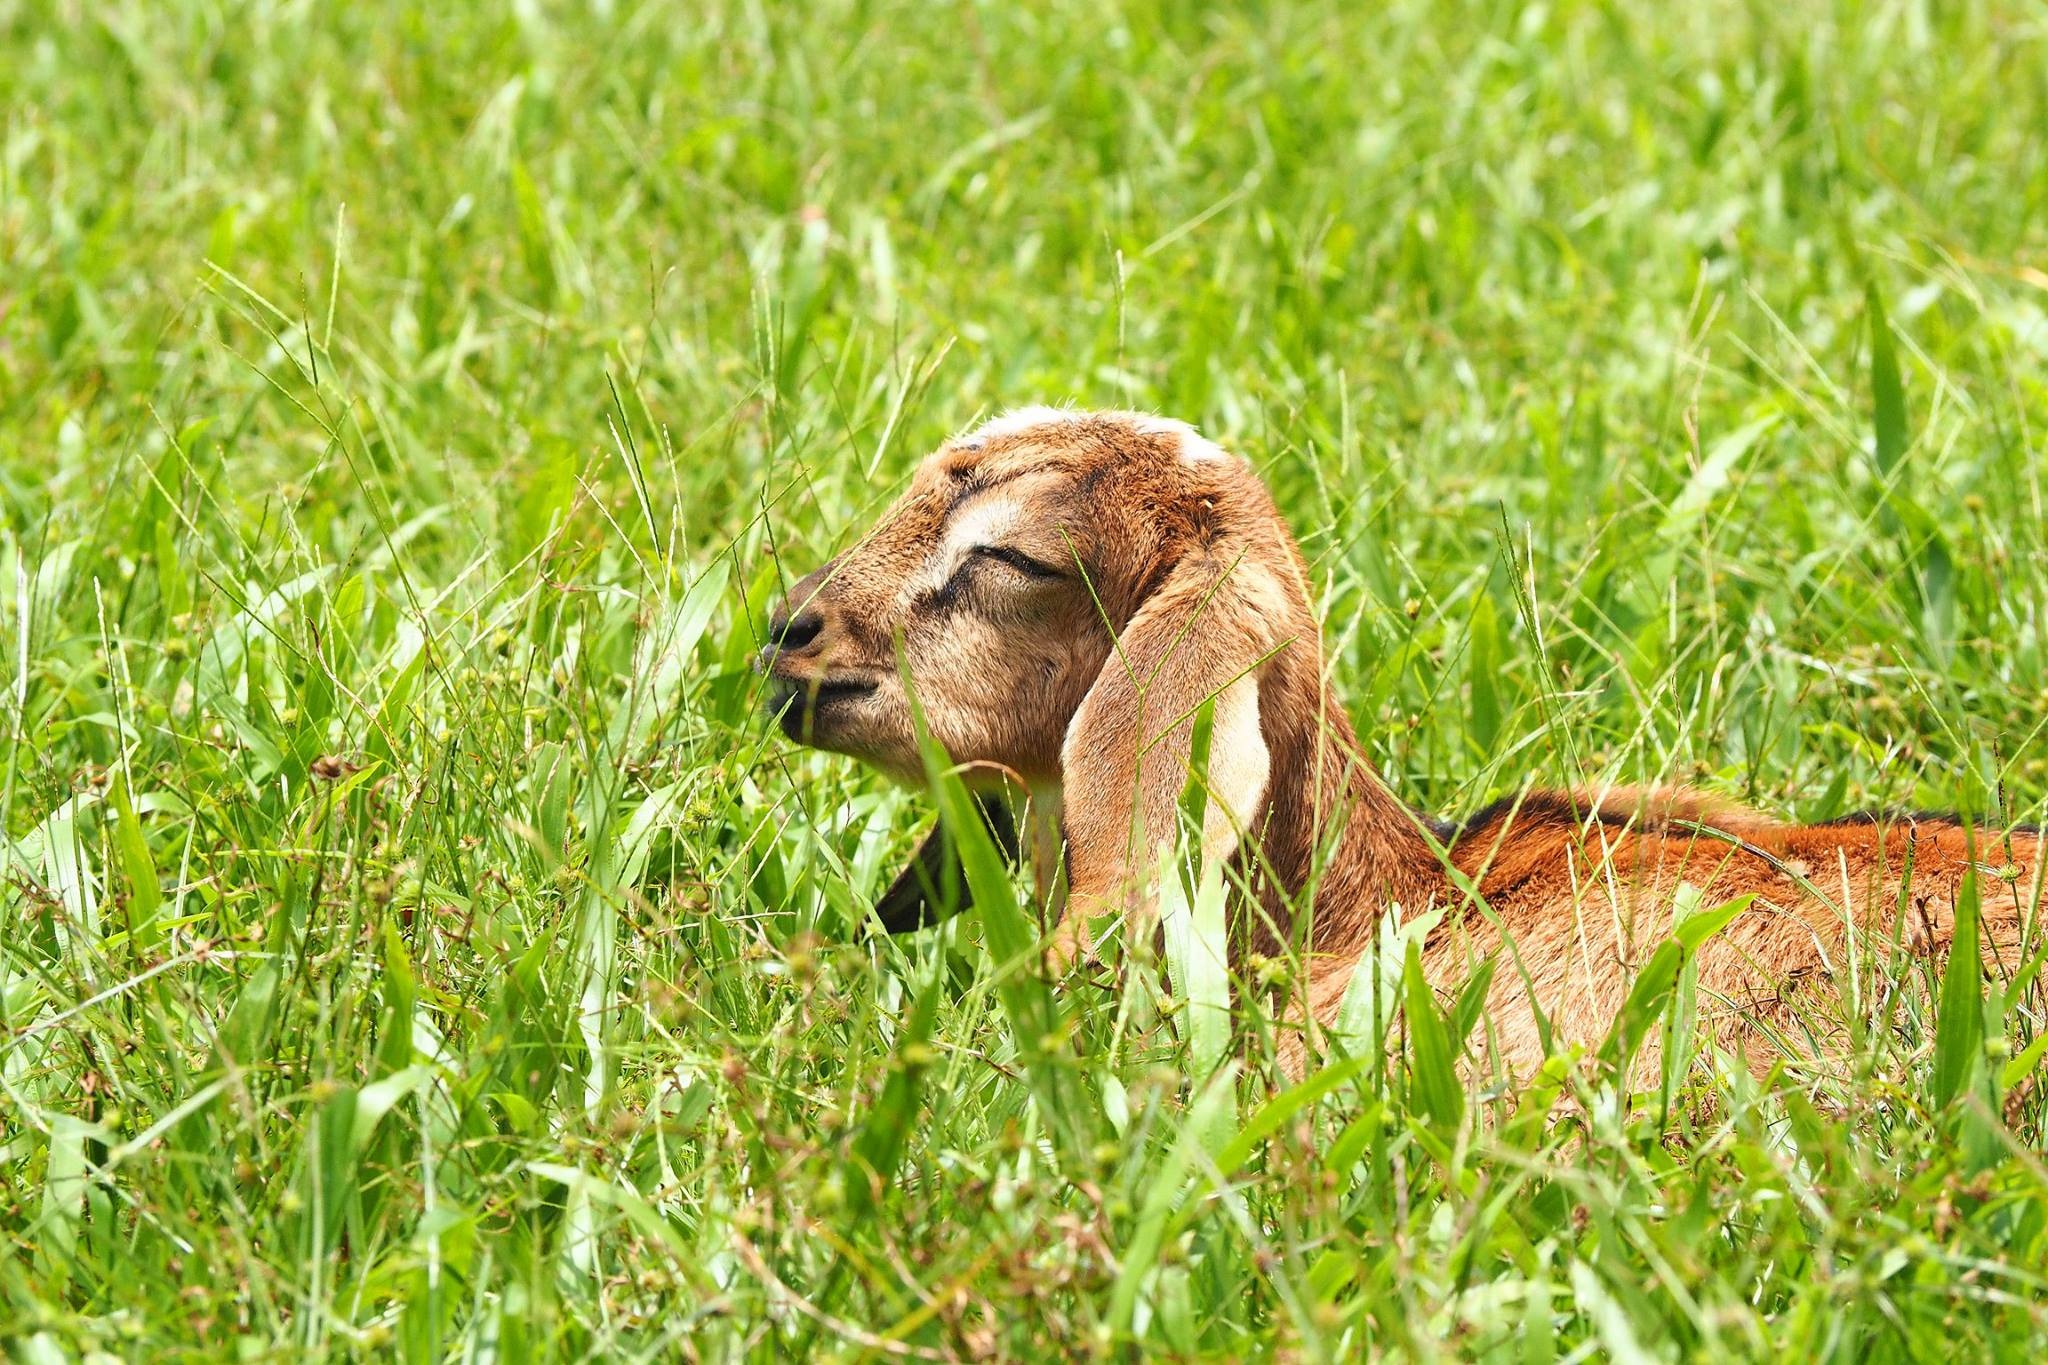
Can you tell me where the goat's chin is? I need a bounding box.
[820,738,929,788]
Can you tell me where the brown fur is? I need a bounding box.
[763,409,2044,1078]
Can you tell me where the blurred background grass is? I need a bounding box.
[3,0,2047,1358]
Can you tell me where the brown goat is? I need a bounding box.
[762,408,2043,1078]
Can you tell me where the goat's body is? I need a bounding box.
[764,407,2042,1084]
[1290,787,2043,1077]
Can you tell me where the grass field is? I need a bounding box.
[5,0,2048,1357]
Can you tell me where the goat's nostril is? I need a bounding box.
[770,609,826,653]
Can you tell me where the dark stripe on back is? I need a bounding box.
[1448,790,1635,842]
[1816,807,2040,835]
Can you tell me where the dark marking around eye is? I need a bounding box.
[920,561,974,615]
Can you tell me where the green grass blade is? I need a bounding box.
[1403,941,1463,1138]
[902,660,1085,1162]
[845,964,944,1215]
[1673,891,1756,952]
[1867,281,1909,479]
[1932,868,1984,1109]
[1108,1063,1238,1337]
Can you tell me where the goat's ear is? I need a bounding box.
[871,793,1019,933]
[1058,536,1286,928]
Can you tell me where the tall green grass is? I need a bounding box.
[4,0,2047,1356]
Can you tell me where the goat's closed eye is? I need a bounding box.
[923,544,1064,613]
[971,545,1064,580]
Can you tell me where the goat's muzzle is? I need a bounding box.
[759,576,886,745]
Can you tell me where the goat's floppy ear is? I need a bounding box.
[1059,532,1286,929]
[872,793,1020,933]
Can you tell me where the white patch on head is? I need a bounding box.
[963,405,1087,445]
[942,498,1023,564]
[961,405,1239,465]
[1131,413,1236,465]
[906,496,1024,597]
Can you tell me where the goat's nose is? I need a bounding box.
[768,606,826,654]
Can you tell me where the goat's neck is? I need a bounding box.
[1250,684,1447,957]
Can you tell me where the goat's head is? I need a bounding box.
[762,408,1324,929]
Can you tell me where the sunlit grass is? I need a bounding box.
[3,0,2047,1357]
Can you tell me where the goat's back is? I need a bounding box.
[1300,790,2042,1078]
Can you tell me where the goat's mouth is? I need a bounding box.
[767,672,881,742]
